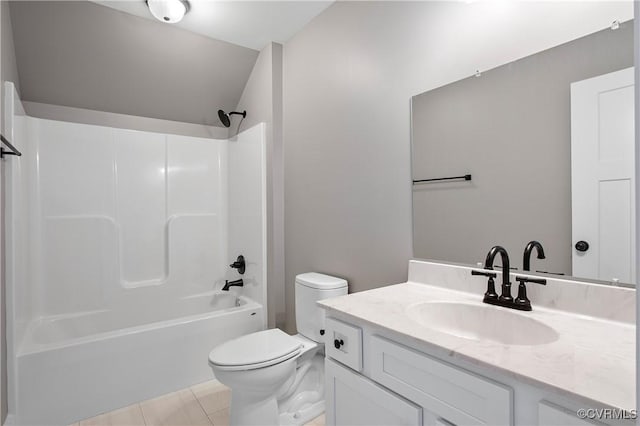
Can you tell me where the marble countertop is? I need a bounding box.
[319,282,636,412]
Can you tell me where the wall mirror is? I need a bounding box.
[411,20,635,286]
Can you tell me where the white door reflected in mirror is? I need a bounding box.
[571,67,635,283]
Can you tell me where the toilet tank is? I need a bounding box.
[295,273,348,342]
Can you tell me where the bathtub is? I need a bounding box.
[13,292,263,425]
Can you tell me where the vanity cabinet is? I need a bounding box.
[324,316,513,426]
[323,314,629,426]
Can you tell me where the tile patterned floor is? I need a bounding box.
[71,380,325,426]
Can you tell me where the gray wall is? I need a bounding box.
[10,1,258,127]
[281,1,632,333]
[283,2,416,332]
[412,24,634,275]
[0,0,19,421]
[22,101,229,139]
[1,1,19,99]
[233,42,286,329]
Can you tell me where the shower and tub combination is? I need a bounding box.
[3,83,267,425]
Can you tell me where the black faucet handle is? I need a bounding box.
[515,276,547,286]
[229,255,246,274]
[471,270,497,278]
[472,270,499,302]
[535,270,565,276]
[514,276,546,311]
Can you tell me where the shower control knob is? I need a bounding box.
[229,255,246,274]
[575,241,589,252]
[334,339,344,349]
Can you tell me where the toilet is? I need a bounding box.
[208,273,348,426]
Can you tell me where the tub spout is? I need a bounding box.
[222,279,243,291]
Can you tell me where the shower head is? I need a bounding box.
[217,109,247,128]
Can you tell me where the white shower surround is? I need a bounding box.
[3,83,268,425]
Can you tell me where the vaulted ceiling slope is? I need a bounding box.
[92,1,334,51]
[10,1,259,127]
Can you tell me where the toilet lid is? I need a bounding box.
[208,329,303,371]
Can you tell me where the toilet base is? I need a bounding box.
[277,351,325,425]
[279,397,324,426]
[230,393,280,426]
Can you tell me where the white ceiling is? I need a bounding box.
[91,0,334,50]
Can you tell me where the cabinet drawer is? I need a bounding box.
[324,317,363,371]
[325,358,422,426]
[370,335,512,425]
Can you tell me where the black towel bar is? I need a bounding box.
[0,134,21,159]
[412,174,471,184]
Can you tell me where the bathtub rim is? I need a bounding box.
[18,295,262,356]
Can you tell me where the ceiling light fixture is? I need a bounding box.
[147,0,190,24]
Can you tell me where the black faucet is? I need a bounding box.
[471,245,547,311]
[523,241,545,271]
[484,245,513,303]
[222,279,243,291]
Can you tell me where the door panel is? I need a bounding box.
[571,67,635,283]
[325,358,421,426]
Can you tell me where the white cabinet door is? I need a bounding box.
[571,67,635,283]
[325,358,421,426]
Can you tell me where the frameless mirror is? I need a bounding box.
[411,20,635,286]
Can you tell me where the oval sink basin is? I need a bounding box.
[405,301,559,346]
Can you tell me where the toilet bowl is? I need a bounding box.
[208,273,348,426]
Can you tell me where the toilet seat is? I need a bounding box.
[209,329,303,371]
